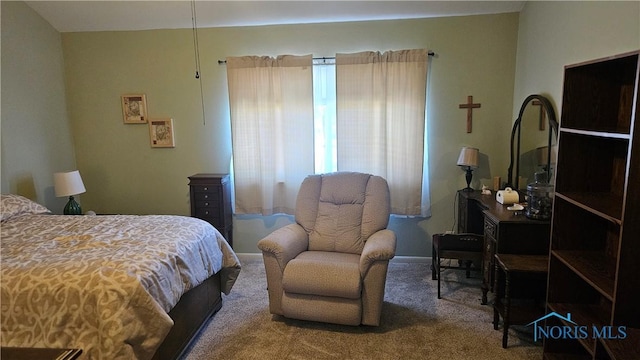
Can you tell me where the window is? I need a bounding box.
[313,60,337,174]
[227,50,431,216]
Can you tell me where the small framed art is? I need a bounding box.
[121,94,148,124]
[149,118,175,148]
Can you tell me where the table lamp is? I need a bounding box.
[457,147,479,192]
[54,170,86,215]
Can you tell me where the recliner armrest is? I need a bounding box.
[257,223,309,271]
[359,229,396,276]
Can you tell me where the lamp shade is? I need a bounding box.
[54,170,86,197]
[456,147,479,168]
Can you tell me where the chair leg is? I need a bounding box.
[502,272,511,348]
[431,244,437,280]
[465,260,472,278]
[493,262,501,330]
[437,252,441,299]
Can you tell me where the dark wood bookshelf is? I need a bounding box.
[543,50,640,360]
[600,328,640,360]
[543,354,591,360]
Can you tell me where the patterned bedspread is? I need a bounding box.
[1,213,240,359]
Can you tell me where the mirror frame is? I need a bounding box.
[506,94,559,190]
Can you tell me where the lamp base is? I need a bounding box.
[64,196,82,215]
[462,167,474,192]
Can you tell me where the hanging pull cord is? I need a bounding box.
[191,0,206,125]
[191,0,201,79]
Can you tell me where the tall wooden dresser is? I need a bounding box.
[543,51,640,359]
[188,173,233,248]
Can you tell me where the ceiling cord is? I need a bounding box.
[191,0,206,125]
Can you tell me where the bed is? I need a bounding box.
[0,194,241,359]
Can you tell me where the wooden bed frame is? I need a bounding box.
[151,272,223,360]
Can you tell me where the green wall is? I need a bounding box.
[1,1,77,211]
[513,1,640,117]
[4,1,638,256]
[60,13,520,255]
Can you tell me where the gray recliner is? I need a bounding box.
[257,171,397,326]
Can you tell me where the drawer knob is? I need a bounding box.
[204,202,209,206]
[203,187,208,191]
[204,195,209,199]
[205,210,209,215]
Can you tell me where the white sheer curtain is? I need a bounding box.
[336,49,430,216]
[226,55,314,215]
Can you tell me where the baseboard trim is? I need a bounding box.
[390,256,431,263]
[236,253,263,262]
[236,253,431,264]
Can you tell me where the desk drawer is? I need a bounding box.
[458,196,468,233]
[483,238,495,277]
[484,217,497,239]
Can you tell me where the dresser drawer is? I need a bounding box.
[198,215,224,228]
[194,207,221,219]
[192,187,220,199]
[194,199,218,209]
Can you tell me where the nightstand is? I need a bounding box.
[188,173,233,248]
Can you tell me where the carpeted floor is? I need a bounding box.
[182,256,542,359]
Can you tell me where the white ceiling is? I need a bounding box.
[25,1,526,33]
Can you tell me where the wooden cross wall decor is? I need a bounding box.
[532,99,547,130]
[459,95,481,133]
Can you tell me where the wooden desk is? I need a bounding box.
[457,190,550,304]
[1,347,82,360]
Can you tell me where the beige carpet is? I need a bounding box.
[182,256,542,359]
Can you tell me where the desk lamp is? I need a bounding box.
[457,147,479,192]
[54,170,86,215]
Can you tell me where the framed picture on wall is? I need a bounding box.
[149,118,175,148]
[121,94,148,124]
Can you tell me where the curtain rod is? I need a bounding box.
[217,51,435,65]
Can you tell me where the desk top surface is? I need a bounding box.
[460,190,550,225]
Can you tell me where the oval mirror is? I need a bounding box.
[506,94,559,191]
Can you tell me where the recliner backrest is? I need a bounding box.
[295,172,390,254]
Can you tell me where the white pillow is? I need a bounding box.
[1,194,51,222]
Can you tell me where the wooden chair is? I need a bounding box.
[431,233,484,299]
